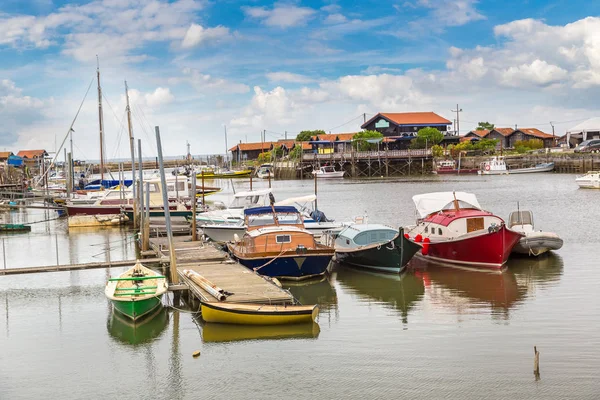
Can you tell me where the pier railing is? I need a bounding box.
[301,148,431,161]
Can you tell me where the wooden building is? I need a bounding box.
[361,112,453,149]
[230,142,274,161]
[310,133,356,154]
[465,128,555,149]
[17,149,47,159]
[0,151,14,162]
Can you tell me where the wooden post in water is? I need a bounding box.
[137,140,144,229]
[143,182,150,251]
[314,172,318,211]
[139,165,145,250]
[154,126,178,284]
[191,173,197,241]
[249,173,253,190]
[268,170,271,188]
[201,171,205,210]
[534,346,540,379]
[66,152,72,196]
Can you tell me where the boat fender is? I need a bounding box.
[192,350,201,358]
[422,237,430,255]
[233,233,240,243]
[414,234,423,243]
[404,233,410,239]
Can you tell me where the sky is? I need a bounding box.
[1,0,600,159]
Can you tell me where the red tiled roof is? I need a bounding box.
[362,112,451,128]
[491,128,515,137]
[313,132,356,142]
[17,150,47,158]
[229,142,274,152]
[294,142,313,150]
[460,136,479,142]
[469,129,490,138]
[273,140,295,149]
[517,128,554,139]
[0,151,13,159]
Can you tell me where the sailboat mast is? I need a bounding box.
[224,125,230,169]
[125,80,136,199]
[96,57,105,183]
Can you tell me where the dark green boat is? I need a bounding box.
[0,224,31,232]
[329,225,421,274]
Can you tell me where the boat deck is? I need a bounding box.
[146,236,294,305]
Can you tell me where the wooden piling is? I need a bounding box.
[201,171,205,209]
[143,182,150,251]
[191,173,197,241]
[154,126,178,284]
[534,346,540,378]
[314,172,318,210]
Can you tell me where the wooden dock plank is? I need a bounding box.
[178,261,294,305]
[0,258,166,276]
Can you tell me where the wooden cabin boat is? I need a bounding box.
[327,224,421,274]
[508,210,563,256]
[312,165,345,178]
[227,206,334,279]
[406,192,523,269]
[201,302,318,325]
[575,171,600,189]
[105,262,168,321]
[479,157,554,175]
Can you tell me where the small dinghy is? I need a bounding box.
[508,210,563,256]
[105,261,168,321]
[201,302,319,325]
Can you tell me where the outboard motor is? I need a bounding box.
[310,209,330,222]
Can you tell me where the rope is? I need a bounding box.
[23,216,63,225]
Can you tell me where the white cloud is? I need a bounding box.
[266,72,315,84]
[324,13,347,24]
[181,23,230,48]
[0,80,46,146]
[243,4,315,28]
[501,60,568,87]
[361,66,403,74]
[170,68,250,94]
[422,0,486,27]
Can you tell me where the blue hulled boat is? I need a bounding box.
[227,206,334,279]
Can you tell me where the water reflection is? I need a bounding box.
[107,306,169,345]
[200,320,321,343]
[410,258,525,318]
[333,262,425,324]
[285,276,338,314]
[509,253,564,292]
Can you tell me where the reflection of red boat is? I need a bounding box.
[434,160,478,174]
[406,192,523,269]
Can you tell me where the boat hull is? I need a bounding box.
[335,231,421,274]
[435,168,479,174]
[313,171,345,178]
[123,209,192,219]
[512,233,563,256]
[228,248,333,279]
[66,205,122,216]
[418,225,522,269]
[201,302,318,325]
[112,296,162,321]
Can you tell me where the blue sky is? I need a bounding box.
[1,0,600,158]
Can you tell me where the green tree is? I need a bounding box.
[476,121,495,131]
[271,145,284,158]
[256,152,271,164]
[472,138,499,152]
[296,130,325,142]
[289,145,302,160]
[431,144,444,157]
[411,127,444,149]
[352,130,383,151]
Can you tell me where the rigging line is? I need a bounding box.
[109,110,128,160]
[132,104,158,156]
[35,74,95,187]
[326,114,365,132]
[102,92,129,160]
[130,106,155,157]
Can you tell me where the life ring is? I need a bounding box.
[485,165,490,171]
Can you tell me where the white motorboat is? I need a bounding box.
[199,194,342,242]
[478,156,554,175]
[575,171,600,189]
[256,164,274,179]
[508,210,563,256]
[195,189,272,224]
[312,166,344,178]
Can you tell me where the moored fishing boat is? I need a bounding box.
[0,223,31,232]
[406,192,523,269]
[508,210,563,256]
[105,262,168,321]
[256,163,274,179]
[201,302,318,325]
[478,156,554,175]
[326,224,421,274]
[575,171,600,189]
[434,159,478,174]
[312,165,345,178]
[227,206,334,279]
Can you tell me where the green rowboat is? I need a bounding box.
[0,224,31,232]
[105,262,168,321]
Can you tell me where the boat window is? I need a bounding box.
[466,217,484,233]
[148,183,159,192]
[424,226,428,233]
[247,212,302,227]
[276,235,291,244]
[438,228,442,235]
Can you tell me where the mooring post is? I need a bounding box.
[55,234,59,266]
[268,170,272,188]
[2,239,6,269]
[143,182,150,251]
[201,171,205,209]
[191,173,197,241]
[137,140,144,229]
[249,173,253,190]
[314,172,318,211]
[155,126,178,285]
[139,164,145,249]
[534,346,540,378]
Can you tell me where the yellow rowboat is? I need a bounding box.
[201,302,319,325]
[196,169,253,179]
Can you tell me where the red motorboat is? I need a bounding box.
[405,192,523,269]
[434,160,478,175]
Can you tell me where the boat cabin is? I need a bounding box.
[335,224,398,249]
[480,156,507,173]
[236,206,318,255]
[320,166,336,173]
[508,210,534,233]
[226,189,272,209]
[409,192,505,242]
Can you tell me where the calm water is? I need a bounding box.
[1,174,599,399]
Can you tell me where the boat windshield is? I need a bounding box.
[247,212,302,227]
[322,166,335,172]
[229,195,266,209]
